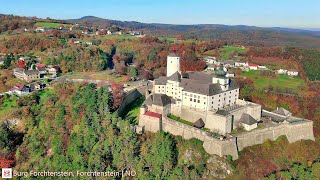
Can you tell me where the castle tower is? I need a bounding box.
[166,53,180,77]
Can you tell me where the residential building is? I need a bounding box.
[287,70,299,76]
[258,65,267,70]
[9,84,31,96]
[226,71,235,78]
[248,63,259,70]
[204,56,217,64]
[205,65,216,71]
[277,69,287,74]
[47,66,60,76]
[223,60,235,68]
[235,61,248,67]
[29,82,46,91]
[13,68,40,82]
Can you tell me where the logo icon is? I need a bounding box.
[2,168,12,178]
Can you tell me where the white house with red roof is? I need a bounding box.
[8,84,31,96]
[248,63,259,70]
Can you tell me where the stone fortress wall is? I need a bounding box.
[139,109,315,160]
[117,86,148,117]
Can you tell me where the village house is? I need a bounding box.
[13,68,40,82]
[277,69,287,74]
[235,61,248,67]
[205,65,216,71]
[8,84,31,96]
[35,27,49,32]
[225,71,235,78]
[287,70,299,76]
[223,60,235,68]
[47,66,60,76]
[258,65,267,70]
[129,31,142,35]
[248,63,259,70]
[81,30,89,35]
[29,82,46,91]
[204,56,217,64]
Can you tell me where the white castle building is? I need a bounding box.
[139,53,262,134]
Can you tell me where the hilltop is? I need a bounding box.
[66,16,320,48]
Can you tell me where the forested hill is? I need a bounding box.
[67,16,320,48]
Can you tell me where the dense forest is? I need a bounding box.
[0,83,232,179]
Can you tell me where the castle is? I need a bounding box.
[139,53,261,134]
[136,53,315,159]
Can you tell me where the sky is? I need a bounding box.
[1,0,319,28]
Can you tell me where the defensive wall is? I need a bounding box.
[139,113,315,160]
[117,86,148,117]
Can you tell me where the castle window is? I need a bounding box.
[198,100,200,103]
[219,95,221,97]
[194,99,196,102]
[190,98,192,101]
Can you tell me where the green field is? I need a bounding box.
[158,37,177,43]
[100,34,139,40]
[0,95,19,121]
[219,46,247,60]
[35,22,72,28]
[66,71,127,83]
[241,70,306,91]
[38,89,55,103]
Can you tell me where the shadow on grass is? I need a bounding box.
[122,96,145,125]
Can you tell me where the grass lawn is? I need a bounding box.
[241,70,306,91]
[67,71,127,83]
[0,95,19,121]
[219,46,247,60]
[158,37,177,43]
[35,22,72,28]
[100,34,139,40]
[38,89,55,103]
[122,96,145,124]
[168,114,194,126]
[203,50,217,56]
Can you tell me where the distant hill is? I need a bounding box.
[66,16,320,48]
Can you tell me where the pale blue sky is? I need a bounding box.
[0,0,319,28]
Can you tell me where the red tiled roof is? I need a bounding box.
[248,63,259,67]
[37,64,46,69]
[144,111,162,118]
[11,84,24,91]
